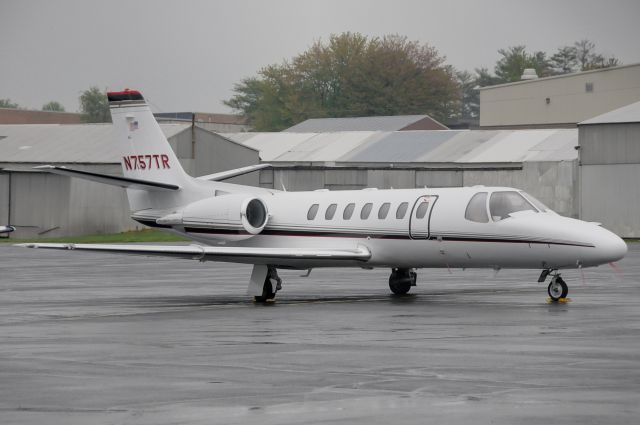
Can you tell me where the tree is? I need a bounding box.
[549,46,578,75]
[573,39,620,71]
[42,101,65,112]
[494,46,551,83]
[0,98,19,109]
[79,86,110,123]
[225,33,461,131]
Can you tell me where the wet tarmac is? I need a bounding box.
[1,243,639,424]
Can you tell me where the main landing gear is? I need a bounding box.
[389,268,417,295]
[539,270,568,301]
[254,266,282,303]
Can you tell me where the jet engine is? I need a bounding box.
[157,193,270,241]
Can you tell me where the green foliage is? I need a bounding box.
[494,46,551,83]
[0,98,19,109]
[42,101,65,112]
[79,86,111,123]
[226,33,460,131]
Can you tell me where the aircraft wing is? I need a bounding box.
[17,243,372,268]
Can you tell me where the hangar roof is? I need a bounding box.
[223,129,578,164]
[579,100,640,125]
[284,115,447,132]
[0,123,190,163]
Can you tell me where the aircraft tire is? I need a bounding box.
[547,277,568,301]
[254,279,276,303]
[389,281,411,295]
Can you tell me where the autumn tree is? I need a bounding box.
[79,87,110,123]
[42,101,65,112]
[225,33,460,131]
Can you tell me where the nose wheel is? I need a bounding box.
[547,275,568,301]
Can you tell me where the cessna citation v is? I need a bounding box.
[21,89,627,302]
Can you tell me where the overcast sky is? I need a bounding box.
[2,0,639,113]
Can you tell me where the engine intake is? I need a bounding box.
[165,194,270,240]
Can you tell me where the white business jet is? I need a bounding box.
[22,89,627,302]
[0,225,15,234]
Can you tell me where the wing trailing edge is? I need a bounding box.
[16,243,372,267]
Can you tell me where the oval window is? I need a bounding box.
[307,204,319,220]
[343,203,355,219]
[378,203,390,219]
[360,203,373,219]
[415,201,429,219]
[396,202,408,219]
[325,203,337,220]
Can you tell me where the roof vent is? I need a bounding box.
[521,68,538,80]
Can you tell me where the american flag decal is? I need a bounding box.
[128,120,139,131]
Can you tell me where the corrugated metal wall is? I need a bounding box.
[580,123,640,237]
[261,162,578,218]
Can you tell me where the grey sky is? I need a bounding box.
[2,0,639,113]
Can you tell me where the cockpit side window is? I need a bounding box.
[489,191,537,221]
[465,192,489,223]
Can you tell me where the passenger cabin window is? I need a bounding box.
[325,203,337,220]
[307,204,319,220]
[361,203,373,219]
[489,191,536,221]
[396,202,408,219]
[415,201,429,219]
[343,203,355,219]
[378,203,390,219]
[465,192,489,223]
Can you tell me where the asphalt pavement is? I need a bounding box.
[1,243,639,424]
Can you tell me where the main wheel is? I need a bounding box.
[547,276,568,301]
[254,279,276,303]
[389,270,412,295]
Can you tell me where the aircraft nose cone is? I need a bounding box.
[598,230,627,263]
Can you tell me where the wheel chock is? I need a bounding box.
[546,297,572,304]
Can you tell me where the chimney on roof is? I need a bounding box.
[521,68,538,81]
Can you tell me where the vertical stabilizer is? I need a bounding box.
[108,89,195,211]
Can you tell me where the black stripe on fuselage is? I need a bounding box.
[182,227,594,248]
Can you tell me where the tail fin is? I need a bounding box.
[108,89,195,211]
[108,89,190,187]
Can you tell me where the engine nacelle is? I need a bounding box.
[159,194,269,241]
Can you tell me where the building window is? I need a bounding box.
[396,202,409,219]
[360,203,373,219]
[465,192,489,223]
[307,204,319,220]
[343,203,355,219]
[325,203,337,220]
[378,203,391,219]
[415,201,429,219]
[585,82,594,93]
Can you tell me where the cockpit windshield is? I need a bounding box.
[489,191,537,221]
[521,192,550,212]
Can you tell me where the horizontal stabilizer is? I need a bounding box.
[35,166,179,191]
[196,164,272,182]
[17,243,371,267]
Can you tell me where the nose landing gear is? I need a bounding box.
[389,268,417,295]
[539,269,569,302]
